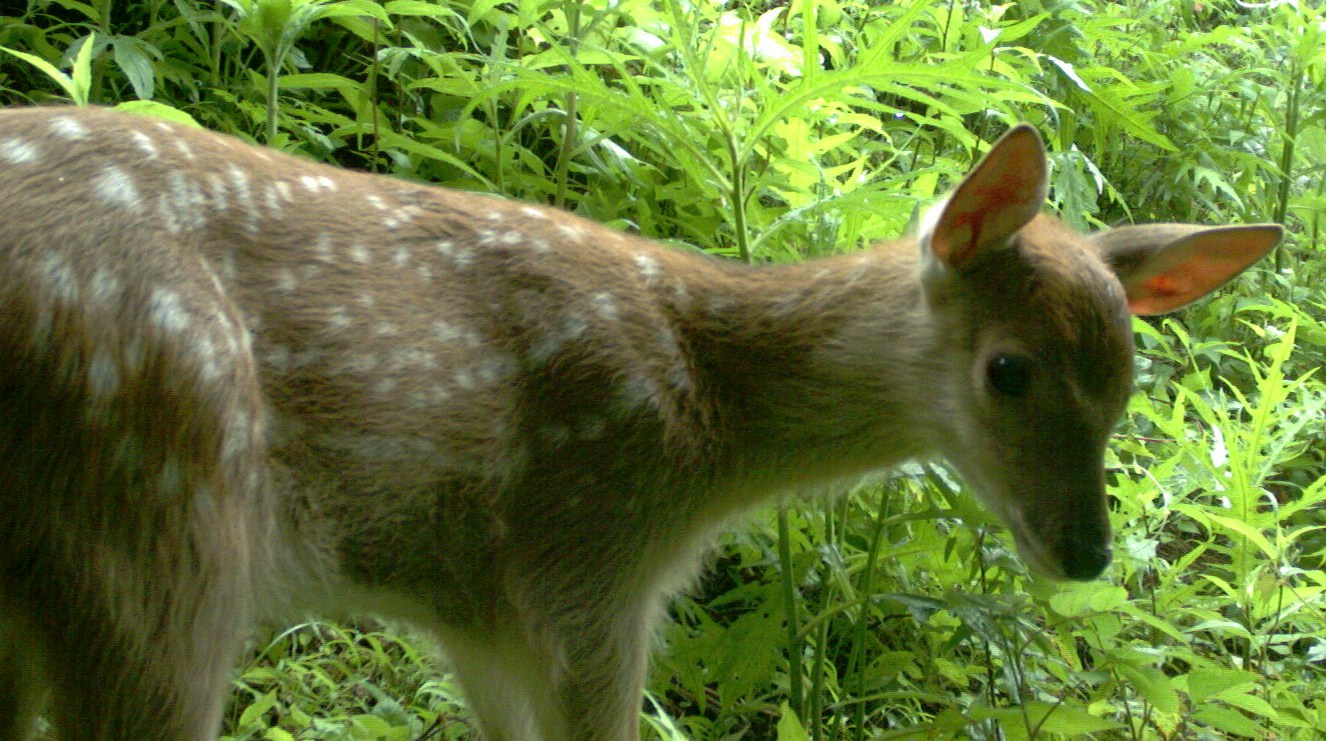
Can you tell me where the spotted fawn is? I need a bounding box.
[0,107,1281,740]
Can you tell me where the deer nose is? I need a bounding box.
[1061,541,1112,581]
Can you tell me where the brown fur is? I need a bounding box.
[0,107,1281,740]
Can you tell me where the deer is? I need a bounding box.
[0,105,1281,740]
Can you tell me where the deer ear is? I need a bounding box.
[921,124,1048,270]
[1092,223,1283,315]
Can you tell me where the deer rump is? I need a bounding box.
[0,106,1280,741]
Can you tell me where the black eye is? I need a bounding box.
[986,353,1032,397]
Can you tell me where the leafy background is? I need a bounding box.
[2,0,1324,738]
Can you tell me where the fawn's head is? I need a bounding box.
[916,125,1281,580]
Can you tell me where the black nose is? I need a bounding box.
[1062,541,1112,581]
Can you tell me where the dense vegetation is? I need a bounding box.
[2,0,1323,738]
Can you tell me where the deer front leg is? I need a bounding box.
[442,594,655,740]
[445,612,647,741]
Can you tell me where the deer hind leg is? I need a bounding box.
[0,443,259,740]
[9,566,251,741]
[0,237,271,739]
[0,616,47,741]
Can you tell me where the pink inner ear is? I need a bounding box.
[932,167,1045,267]
[1127,274,1188,315]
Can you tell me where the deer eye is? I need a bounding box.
[986,353,1032,397]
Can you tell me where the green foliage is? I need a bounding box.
[4,0,1324,738]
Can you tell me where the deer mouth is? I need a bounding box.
[1007,517,1111,581]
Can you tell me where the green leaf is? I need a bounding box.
[1029,701,1122,734]
[1115,663,1179,714]
[113,100,201,126]
[776,703,811,741]
[1215,689,1279,720]
[1186,668,1260,703]
[0,44,80,103]
[237,690,278,727]
[112,35,156,100]
[1194,705,1269,737]
[1206,513,1279,561]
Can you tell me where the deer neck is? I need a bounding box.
[677,244,943,489]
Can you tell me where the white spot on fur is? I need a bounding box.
[291,349,320,368]
[530,237,551,253]
[87,345,119,398]
[1,137,38,164]
[392,247,410,268]
[366,194,388,211]
[225,164,258,234]
[328,307,351,330]
[173,138,196,161]
[204,172,229,212]
[158,456,185,495]
[433,321,463,342]
[520,205,548,220]
[93,165,142,210]
[194,334,223,382]
[265,344,292,372]
[634,254,660,283]
[485,210,505,222]
[416,264,433,282]
[528,314,588,363]
[349,243,371,264]
[218,252,238,281]
[50,116,88,140]
[389,348,437,371]
[222,408,252,463]
[338,354,377,374]
[277,268,297,293]
[499,231,524,246]
[40,253,79,305]
[129,129,158,159]
[454,369,476,389]
[384,206,418,230]
[88,268,122,311]
[149,288,190,335]
[263,183,283,216]
[556,222,587,241]
[591,293,619,320]
[313,233,335,262]
[477,355,517,385]
[617,375,662,411]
